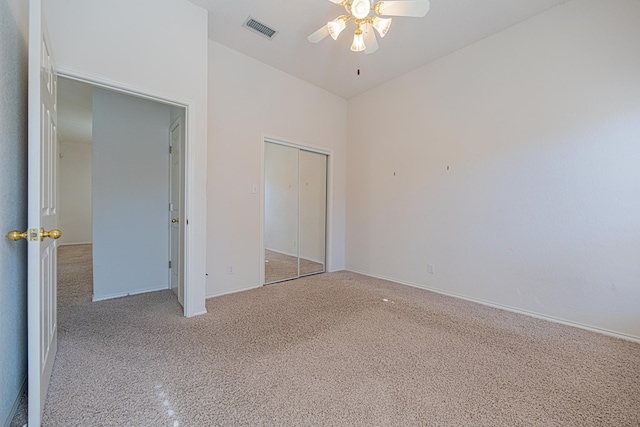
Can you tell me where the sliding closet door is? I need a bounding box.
[299,150,327,276]
[264,141,327,284]
[264,143,299,283]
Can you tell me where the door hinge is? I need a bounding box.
[169,260,172,269]
[169,146,173,154]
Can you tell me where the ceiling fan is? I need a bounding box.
[308,0,431,54]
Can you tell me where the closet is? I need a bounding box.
[264,141,327,284]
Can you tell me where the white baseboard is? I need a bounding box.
[3,376,26,427]
[206,284,262,299]
[346,268,640,344]
[92,286,168,302]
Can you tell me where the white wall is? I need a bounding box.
[0,0,28,423]
[92,88,170,301]
[44,0,208,315]
[207,41,347,297]
[347,0,640,339]
[59,141,92,245]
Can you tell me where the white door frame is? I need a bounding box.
[260,134,334,285]
[57,69,194,316]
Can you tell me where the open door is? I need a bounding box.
[169,117,184,306]
[28,0,59,423]
[6,2,59,421]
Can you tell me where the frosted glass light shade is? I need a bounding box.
[351,0,371,19]
[327,17,347,40]
[372,16,392,37]
[350,29,366,52]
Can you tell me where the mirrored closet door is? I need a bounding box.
[264,141,327,284]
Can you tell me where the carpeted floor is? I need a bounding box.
[265,249,324,283]
[12,243,640,426]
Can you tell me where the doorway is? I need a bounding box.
[263,139,328,284]
[56,76,186,309]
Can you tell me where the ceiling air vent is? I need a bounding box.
[243,17,278,40]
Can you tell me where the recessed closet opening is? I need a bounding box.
[263,139,328,284]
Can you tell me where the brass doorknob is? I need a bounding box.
[171,218,179,223]
[6,230,29,241]
[40,228,62,241]
[6,228,61,241]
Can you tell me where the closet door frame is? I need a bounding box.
[260,135,332,285]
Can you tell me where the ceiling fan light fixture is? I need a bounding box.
[350,28,366,52]
[351,0,371,20]
[372,16,392,37]
[327,16,347,40]
[308,0,431,54]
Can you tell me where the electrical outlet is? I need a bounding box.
[228,265,234,275]
[428,264,435,274]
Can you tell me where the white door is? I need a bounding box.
[169,118,183,306]
[28,0,60,424]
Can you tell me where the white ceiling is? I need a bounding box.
[56,0,572,138]
[189,0,570,99]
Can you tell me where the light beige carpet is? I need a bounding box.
[12,244,640,426]
[265,249,324,283]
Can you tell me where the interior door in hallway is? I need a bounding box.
[169,117,183,305]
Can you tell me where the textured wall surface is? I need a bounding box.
[347,0,640,339]
[0,0,28,423]
[92,88,170,301]
[59,142,93,245]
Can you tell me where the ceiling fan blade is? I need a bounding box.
[376,0,430,17]
[308,25,330,43]
[328,0,344,3]
[364,23,379,54]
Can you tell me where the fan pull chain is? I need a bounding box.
[357,53,361,76]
